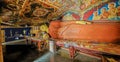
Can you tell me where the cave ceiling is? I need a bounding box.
[0,0,74,25]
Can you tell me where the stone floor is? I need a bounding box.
[2,40,120,62]
[3,45,74,62]
[3,45,102,62]
[2,40,101,62]
[4,45,46,62]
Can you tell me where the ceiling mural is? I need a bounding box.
[0,0,73,25]
[62,0,120,21]
[0,0,120,25]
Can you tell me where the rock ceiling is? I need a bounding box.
[0,0,74,25]
[1,0,114,25]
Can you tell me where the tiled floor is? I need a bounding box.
[34,52,74,62]
[3,41,120,62]
[4,45,47,62]
[3,44,103,62]
[4,45,101,62]
[3,45,74,62]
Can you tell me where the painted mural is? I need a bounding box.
[62,0,120,21]
[0,0,120,24]
[0,0,73,23]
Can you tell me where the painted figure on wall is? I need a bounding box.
[88,0,120,21]
[108,2,117,18]
[117,6,120,16]
[93,11,100,20]
[100,8,109,19]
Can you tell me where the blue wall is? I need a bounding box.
[2,27,31,42]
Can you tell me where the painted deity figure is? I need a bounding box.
[93,11,101,20]
[117,6,120,16]
[100,8,109,19]
[108,2,117,18]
